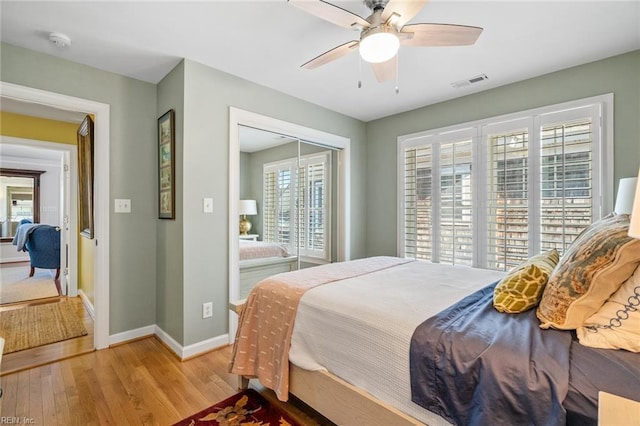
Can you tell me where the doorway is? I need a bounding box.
[0,81,111,350]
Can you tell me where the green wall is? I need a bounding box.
[1,42,159,334]
[177,59,366,345]
[156,61,185,343]
[365,50,640,257]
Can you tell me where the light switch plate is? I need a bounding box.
[203,198,213,213]
[114,199,131,213]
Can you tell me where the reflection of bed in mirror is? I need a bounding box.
[238,239,297,298]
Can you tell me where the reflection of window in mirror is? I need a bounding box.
[262,150,332,262]
[0,168,44,242]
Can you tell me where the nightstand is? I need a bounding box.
[239,234,259,241]
[598,391,640,425]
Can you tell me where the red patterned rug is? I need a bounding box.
[173,389,301,426]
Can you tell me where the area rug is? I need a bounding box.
[0,301,87,354]
[0,266,58,304]
[173,389,300,426]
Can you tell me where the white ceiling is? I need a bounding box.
[1,1,639,122]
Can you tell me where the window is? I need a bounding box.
[263,151,331,261]
[399,95,611,271]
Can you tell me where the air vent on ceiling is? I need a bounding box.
[451,73,488,88]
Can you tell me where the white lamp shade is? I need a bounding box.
[614,177,638,214]
[239,199,257,216]
[629,169,640,239]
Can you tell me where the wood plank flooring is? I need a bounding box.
[0,263,332,425]
[0,337,334,425]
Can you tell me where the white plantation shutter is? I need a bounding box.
[486,126,530,270]
[298,152,331,259]
[399,96,608,271]
[263,151,331,261]
[263,169,277,242]
[263,162,294,250]
[439,140,473,265]
[401,130,474,265]
[403,144,433,260]
[539,111,597,254]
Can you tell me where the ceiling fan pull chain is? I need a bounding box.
[395,54,400,94]
[358,55,363,89]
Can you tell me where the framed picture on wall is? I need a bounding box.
[78,115,95,238]
[158,109,175,219]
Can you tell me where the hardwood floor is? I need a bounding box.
[0,263,331,425]
[0,337,334,425]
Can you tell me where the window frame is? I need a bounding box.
[397,94,613,269]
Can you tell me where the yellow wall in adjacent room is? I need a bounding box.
[78,236,95,304]
[0,111,78,144]
[0,110,94,301]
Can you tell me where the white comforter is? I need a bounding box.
[289,260,505,425]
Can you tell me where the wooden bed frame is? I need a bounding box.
[287,365,423,425]
[229,301,424,426]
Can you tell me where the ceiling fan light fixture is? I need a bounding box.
[359,28,399,63]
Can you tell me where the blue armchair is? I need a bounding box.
[13,224,61,279]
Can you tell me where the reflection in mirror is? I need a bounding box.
[0,168,44,241]
[237,125,339,298]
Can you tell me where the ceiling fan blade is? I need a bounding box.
[301,40,359,69]
[289,0,370,30]
[381,0,429,29]
[371,56,397,82]
[400,23,483,46]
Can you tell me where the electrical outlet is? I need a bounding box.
[202,302,213,319]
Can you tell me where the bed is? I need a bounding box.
[230,215,640,425]
[238,239,297,298]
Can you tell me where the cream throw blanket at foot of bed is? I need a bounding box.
[229,256,413,401]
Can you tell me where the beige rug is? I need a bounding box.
[0,302,88,354]
[0,266,59,304]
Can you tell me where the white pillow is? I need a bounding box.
[577,265,640,352]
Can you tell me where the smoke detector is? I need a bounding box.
[48,32,71,48]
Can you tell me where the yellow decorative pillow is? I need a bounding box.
[537,214,640,330]
[576,265,640,352]
[493,249,560,313]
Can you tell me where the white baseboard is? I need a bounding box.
[181,333,229,359]
[154,325,229,359]
[109,325,156,346]
[78,289,95,320]
[0,255,30,264]
[107,324,228,360]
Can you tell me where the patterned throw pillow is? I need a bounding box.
[576,265,640,352]
[493,249,560,313]
[537,214,640,330]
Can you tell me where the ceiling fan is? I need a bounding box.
[289,0,483,83]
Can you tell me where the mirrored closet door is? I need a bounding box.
[237,125,339,298]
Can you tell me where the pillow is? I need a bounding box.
[537,214,640,329]
[576,265,640,352]
[493,249,559,313]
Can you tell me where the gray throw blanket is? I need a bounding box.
[410,284,572,426]
[12,223,50,251]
